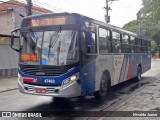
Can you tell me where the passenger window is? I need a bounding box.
[141,40,147,53]
[112,31,121,53]
[99,28,111,53]
[136,38,141,53]
[122,34,131,53]
[147,41,151,53]
[130,36,136,53]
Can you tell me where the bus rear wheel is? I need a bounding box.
[94,75,108,99]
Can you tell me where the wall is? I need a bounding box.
[0,37,19,77]
[0,11,15,35]
[0,5,49,77]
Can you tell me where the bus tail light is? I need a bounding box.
[23,77,34,83]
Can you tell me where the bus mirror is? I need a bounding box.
[10,29,21,52]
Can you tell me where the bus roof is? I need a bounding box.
[21,12,151,41]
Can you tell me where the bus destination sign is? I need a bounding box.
[30,17,66,27]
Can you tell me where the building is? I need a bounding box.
[0,0,52,77]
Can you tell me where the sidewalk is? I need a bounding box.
[152,58,160,61]
[100,74,160,119]
[0,77,18,92]
[114,76,160,111]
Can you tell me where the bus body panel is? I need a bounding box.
[95,54,114,88]
[18,65,81,97]
[18,65,80,86]
[18,80,81,97]
[141,54,151,73]
[80,59,96,96]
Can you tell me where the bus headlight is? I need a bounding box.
[62,73,79,86]
[70,74,77,81]
[18,73,23,84]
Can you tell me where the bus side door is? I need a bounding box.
[80,31,97,96]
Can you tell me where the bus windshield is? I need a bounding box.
[20,29,79,66]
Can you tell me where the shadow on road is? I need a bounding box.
[23,77,154,113]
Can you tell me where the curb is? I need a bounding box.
[0,88,18,93]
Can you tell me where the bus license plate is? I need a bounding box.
[35,88,46,93]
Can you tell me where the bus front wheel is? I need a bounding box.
[94,75,108,99]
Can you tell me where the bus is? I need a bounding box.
[10,13,151,98]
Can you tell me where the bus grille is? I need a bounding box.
[25,84,60,94]
[20,65,67,76]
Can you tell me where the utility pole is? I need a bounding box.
[104,0,118,23]
[26,0,32,16]
[105,0,110,23]
[137,11,141,34]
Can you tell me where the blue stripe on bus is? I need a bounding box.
[80,60,96,96]
[18,66,80,86]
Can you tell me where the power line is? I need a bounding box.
[34,0,65,12]
[17,0,65,13]
[0,0,66,13]
[33,0,65,12]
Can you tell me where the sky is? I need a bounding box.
[36,0,143,27]
[4,0,142,27]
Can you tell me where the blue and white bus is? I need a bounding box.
[11,13,151,98]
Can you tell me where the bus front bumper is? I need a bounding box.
[18,79,81,98]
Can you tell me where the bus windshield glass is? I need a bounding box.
[20,29,79,66]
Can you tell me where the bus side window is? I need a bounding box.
[122,34,131,53]
[99,28,111,53]
[112,31,121,53]
[85,32,96,54]
[147,41,151,53]
[130,36,136,53]
[136,38,141,53]
[81,32,87,54]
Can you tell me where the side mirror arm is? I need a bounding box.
[10,28,21,52]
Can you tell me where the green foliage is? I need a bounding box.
[151,40,158,51]
[123,0,160,52]
[123,20,139,33]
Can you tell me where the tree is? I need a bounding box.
[123,0,160,52]
[151,40,158,52]
[123,20,139,33]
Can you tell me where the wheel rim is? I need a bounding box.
[100,79,108,96]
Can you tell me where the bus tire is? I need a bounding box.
[136,66,142,82]
[94,75,108,99]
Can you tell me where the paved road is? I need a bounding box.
[0,60,160,120]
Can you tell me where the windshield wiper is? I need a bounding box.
[48,27,61,58]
